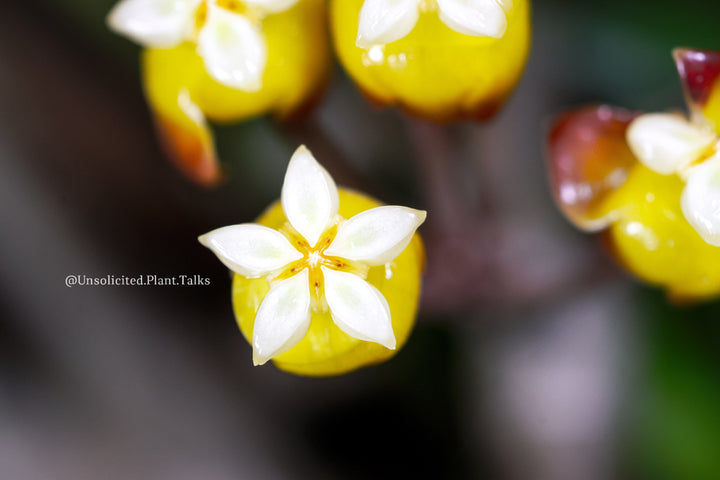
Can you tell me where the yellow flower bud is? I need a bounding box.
[330,0,531,121]
[548,49,720,302]
[109,0,331,185]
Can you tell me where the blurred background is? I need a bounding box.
[2,0,720,479]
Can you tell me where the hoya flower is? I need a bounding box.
[330,0,531,121]
[547,49,720,301]
[200,146,427,375]
[108,0,330,186]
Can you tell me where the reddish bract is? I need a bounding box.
[547,105,639,231]
[674,48,720,111]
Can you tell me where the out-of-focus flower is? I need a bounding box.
[548,49,720,302]
[108,0,330,186]
[199,146,426,375]
[330,0,531,121]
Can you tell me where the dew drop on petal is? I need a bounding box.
[361,44,386,66]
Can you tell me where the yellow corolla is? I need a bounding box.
[330,0,531,121]
[547,49,720,302]
[200,146,426,376]
[108,0,331,186]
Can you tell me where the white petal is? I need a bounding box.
[436,0,508,39]
[681,154,720,247]
[252,269,311,365]
[496,0,513,13]
[197,5,267,91]
[107,0,201,48]
[281,146,339,248]
[199,224,303,277]
[325,206,426,266]
[356,0,420,49]
[322,267,396,349]
[627,113,717,175]
[243,0,300,15]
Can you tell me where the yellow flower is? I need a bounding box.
[330,0,531,121]
[108,0,331,186]
[199,146,427,376]
[547,49,720,302]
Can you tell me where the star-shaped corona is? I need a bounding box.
[330,0,531,121]
[200,146,427,374]
[547,49,720,301]
[107,0,330,186]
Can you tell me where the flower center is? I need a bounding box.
[308,250,322,267]
[694,138,720,168]
[273,221,368,312]
[418,0,438,13]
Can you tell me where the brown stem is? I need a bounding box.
[405,118,622,314]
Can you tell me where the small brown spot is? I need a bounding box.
[216,0,245,13]
[314,282,319,287]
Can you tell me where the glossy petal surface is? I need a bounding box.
[626,113,716,175]
[281,146,339,247]
[325,206,426,266]
[252,270,311,365]
[199,224,303,277]
[108,0,201,48]
[681,154,720,247]
[436,0,507,39]
[322,267,396,349]
[197,5,267,91]
[356,0,419,48]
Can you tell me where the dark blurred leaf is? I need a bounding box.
[629,291,720,480]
